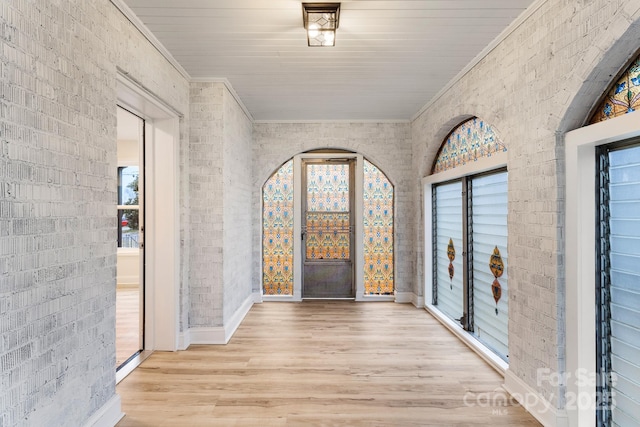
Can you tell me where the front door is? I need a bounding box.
[302,159,355,298]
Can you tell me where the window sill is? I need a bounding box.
[424,304,508,375]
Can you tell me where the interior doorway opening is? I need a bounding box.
[116,106,145,370]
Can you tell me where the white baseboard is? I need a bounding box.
[412,294,425,308]
[394,292,424,307]
[188,326,227,345]
[252,291,263,303]
[84,394,124,427]
[394,291,414,304]
[503,370,568,427]
[223,292,254,342]
[178,328,191,350]
[183,293,255,346]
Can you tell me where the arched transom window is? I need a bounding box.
[590,53,640,124]
[432,117,506,174]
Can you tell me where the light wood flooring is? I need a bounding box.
[116,287,141,367]
[116,301,541,426]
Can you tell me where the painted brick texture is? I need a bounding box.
[0,1,189,426]
[189,82,253,328]
[252,122,414,296]
[222,91,253,323]
[189,82,224,327]
[412,0,640,408]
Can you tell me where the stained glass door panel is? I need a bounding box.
[302,161,354,298]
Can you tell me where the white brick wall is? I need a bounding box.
[188,82,253,328]
[222,89,253,323]
[412,0,640,409]
[251,122,414,295]
[188,82,224,327]
[0,1,189,426]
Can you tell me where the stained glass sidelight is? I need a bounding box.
[590,54,640,124]
[432,117,506,174]
[263,160,294,295]
[363,160,394,295]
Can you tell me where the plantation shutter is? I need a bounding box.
[471,172,508,360]
[608,145,640,426]
[434,182,464,322]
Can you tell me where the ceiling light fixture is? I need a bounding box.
[302,3,340,47]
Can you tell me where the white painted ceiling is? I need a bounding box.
[120,0,537,121]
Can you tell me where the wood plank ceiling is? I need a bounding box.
[121,0,538,121]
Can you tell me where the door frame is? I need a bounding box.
[116,72,182,383]
[293,153,365,301]
[301,157,356,299]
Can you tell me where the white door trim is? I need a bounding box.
[116,73,182,355]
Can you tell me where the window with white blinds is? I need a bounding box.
[603,144,640,427]
[432,171,508,362]
[471,172,508,361]
[434,182,464,322]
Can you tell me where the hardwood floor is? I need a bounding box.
[116,287,141,367]
[116,301,541,426]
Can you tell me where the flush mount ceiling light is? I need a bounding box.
[302,3,340,47]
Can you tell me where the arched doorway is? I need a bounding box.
[262,151,394,301]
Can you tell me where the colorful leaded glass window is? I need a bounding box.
[263,157,395,297]
[305,163,351,260]
[590,54,640,124]
[363,160,394,295]
[263,160,294,295]
[306,163,349,212]
[432,117,506,174]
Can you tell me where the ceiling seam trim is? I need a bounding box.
[253,120,411,124]
[410,0,549,123]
